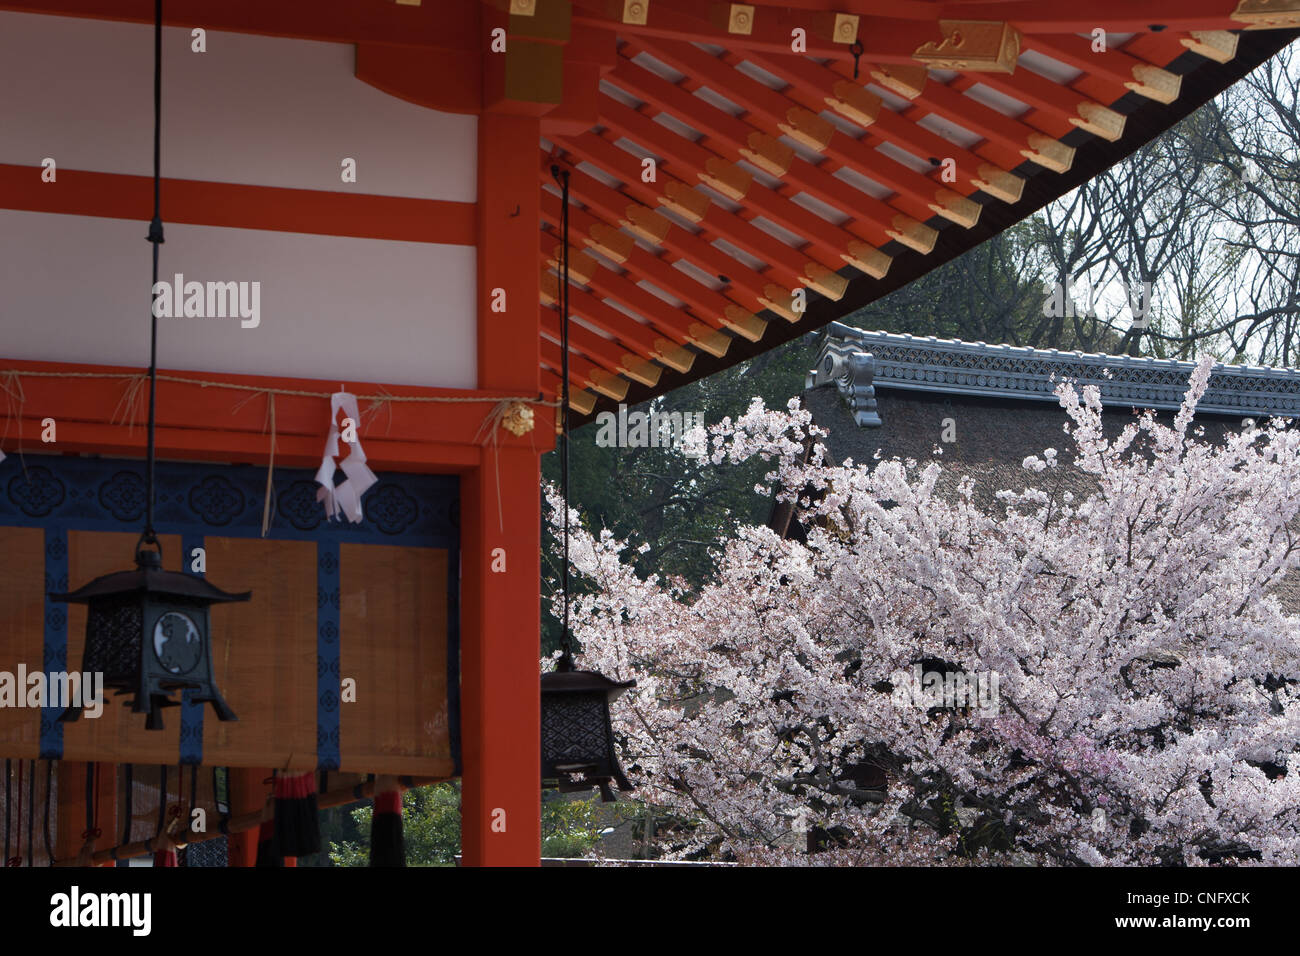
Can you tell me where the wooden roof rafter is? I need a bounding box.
[552,129,858,297]
[526,3,1300,420]
[541,174,772,342]
[553,159,779,319]
[540,186,766,339]
[612,40,947,246]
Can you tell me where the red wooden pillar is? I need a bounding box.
[461,112,544,866]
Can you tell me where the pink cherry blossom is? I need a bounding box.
[549,358,1300,865]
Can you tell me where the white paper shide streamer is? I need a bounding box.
[315,392,377,523]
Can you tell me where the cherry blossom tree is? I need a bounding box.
[548,358,1300,865]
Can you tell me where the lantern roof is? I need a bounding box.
[49,555,252,605]
[542,668,636,696]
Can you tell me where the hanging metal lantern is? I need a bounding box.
[542,164,636,804]
[46,2,250,733]
[541,658,635,802]
[50,541,247,730]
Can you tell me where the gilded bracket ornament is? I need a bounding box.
[1232,0,1300,29]
[913,20,1021,73]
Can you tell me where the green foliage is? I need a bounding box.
[541,793,606,858]
[327,782,605,865]
[845,222,1053,347]
[329,783,462,866]
[542,333,815,655]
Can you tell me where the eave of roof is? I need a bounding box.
[570,24,1300,425]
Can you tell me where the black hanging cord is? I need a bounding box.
[550,165,574,672]
[213,766,228,818]
[85,761,95,836]
[3,759,10,866]
[140,0,165,564]
[850,40,863,80]
[43,761,54,863]
[122,764,134,846]
[78,761,102,862]
[157,764,168,839]
[26,759,34,866]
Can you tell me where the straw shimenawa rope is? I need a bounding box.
[0,368,560,534]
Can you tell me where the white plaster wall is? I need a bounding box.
[0,11,477,201]
[0,210,477,389]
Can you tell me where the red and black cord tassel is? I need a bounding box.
[369,784,405,867]
[272,771,320,857]
[254,818,282,867]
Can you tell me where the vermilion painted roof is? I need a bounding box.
[8,1,1297,422]
[530,2,1298,421]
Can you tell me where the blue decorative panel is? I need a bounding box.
[179,532,207,766]
[0,457,458,547]
[41,528,68,760]
[0,455,460,771]
[317,541,342,771]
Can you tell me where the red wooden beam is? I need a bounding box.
[954,0,1243,32]
[764,52,1030,171]
[542,268,683,365]
[598,96,881,276]
[568,0,1237,67]
[541,229,732,356]
[1022,34,1180,105]
[553,130,816,293]
[606,57,931,250]
[941,68,1115,145]
[1124,30,1227,67]
[542,187,731,325]
[540,187,766,341]
[721,50,1000,216]
[538,366,598,413]
[356,41,482,116]
[539,302,662,388]
[0,358,546,470]
[0,164,477,245]
[570,0,870,59]
[539,333,627,401]
[555,160,777,316]
[619,0,1244,33]
[459,442,544,866]
[732,59,995,219]
[637,36,1005,200]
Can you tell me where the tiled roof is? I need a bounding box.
[810,322,1300,422]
